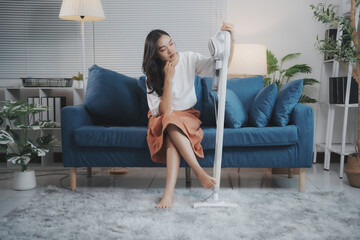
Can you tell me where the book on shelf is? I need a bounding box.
[33,97,40,123]
[54,97,66,122]
[27,96,66,125]
[329,77,337,104]
[328,77,358,104]
[340,77,358,104]
[41,97,48,121]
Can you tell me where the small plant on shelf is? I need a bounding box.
[72,72,83,81]
[0,100,58,172]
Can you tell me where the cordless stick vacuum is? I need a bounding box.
[194,31,238,208]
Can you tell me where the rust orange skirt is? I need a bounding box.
[146,108,204,164]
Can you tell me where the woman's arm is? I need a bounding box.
[221,22,235,67]
[158,61,175,115]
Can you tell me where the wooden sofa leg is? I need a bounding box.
[299,168,306,192]
[70,167,77,191]
[87,167,92,178]
[288,168,293,178]
[185,167,191,183]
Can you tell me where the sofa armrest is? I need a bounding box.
[61,105,94,167]
[289,104,314,167]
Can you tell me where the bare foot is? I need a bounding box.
[196,169,217,189]
[155,192,174,209]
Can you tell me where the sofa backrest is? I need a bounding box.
[84,65,264,127]
[201,76,264,126]
[84,65,143,126]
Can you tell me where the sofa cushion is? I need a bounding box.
[74,125,298,150]
[74,126,148,148]
[84,65,141,126]
[209,89,247,128]
[200,77,216,126]
[248,83,277,127]
[201,125,298,150]
[201,76,264,126]
[271,79,303,127]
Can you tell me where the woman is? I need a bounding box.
[142,23,234,208]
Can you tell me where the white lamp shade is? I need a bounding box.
[59,0,105,21]
[228,44,267,76]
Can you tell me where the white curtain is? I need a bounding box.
[0,0,225,80]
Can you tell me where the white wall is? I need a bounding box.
[226,0,357,148]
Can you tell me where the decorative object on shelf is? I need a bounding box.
[59,0,105,92]
[265,50,319,104]
[311,1,360,185]
[72,71,84,88]
[329,77,358,104]
[0,100,59,190]
[21,78,73,88]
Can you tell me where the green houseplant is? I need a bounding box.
[311,0,360,187]
[265,50,320,103]
[72,71,84,88]
[0,100,58,190]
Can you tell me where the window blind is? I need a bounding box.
[0,0,225,80]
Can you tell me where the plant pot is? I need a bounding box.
[13,170,36,191]
[74,80,83,88]
[344,154,360,188]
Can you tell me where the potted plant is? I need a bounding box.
[265,50,320,103]
[311,1,360,187]
[0,100,58,190]
[72,71,84,88]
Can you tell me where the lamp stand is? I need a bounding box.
[80,20,85,90]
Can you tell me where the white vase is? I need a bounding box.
[74,81,83,89]
[13,170,36,191]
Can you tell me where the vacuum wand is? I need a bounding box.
[194,31,237,208]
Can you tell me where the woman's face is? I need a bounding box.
[156,34,177,62]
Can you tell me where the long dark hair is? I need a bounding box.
[142,29,170,96]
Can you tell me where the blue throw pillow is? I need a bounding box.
[201,77,216,126]
[209,89,247,128]
[84,65,141,126]
[271,79,303,126]
[137,76,149,126]
[248,83,277,127]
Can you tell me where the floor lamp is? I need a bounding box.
[227,44,267,79]
[59,0,105,91]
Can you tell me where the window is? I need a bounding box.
[0,0,225,79]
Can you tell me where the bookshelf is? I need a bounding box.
[313,1,359,178]
[0,86,84,168]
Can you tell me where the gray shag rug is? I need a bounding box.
[0,186,359,240]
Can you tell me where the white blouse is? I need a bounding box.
[146,51,213,117]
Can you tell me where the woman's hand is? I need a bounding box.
[221,22,235,67]
[164,61,175,82]
[221,22,235,42]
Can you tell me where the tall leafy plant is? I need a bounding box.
[311,0,360,156]
[265,50,320,103]
[0,100,58,171]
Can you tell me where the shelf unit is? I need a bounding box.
[313,1,359,178]
[0,85,84,169]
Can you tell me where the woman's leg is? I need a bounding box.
[156,135,181,209]
[166,124,216,189]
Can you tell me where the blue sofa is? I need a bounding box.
[61,65,314,191]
